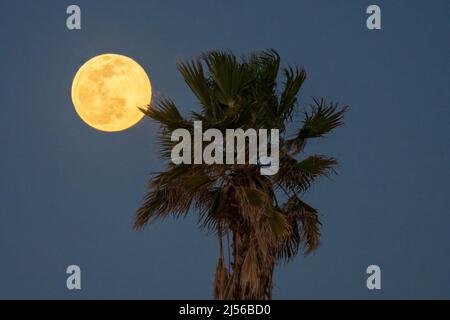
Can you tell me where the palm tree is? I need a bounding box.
[134,49,347,300]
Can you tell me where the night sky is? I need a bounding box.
[0,0,449,299]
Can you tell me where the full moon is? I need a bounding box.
[71,54,152,132]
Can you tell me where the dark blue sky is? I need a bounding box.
[0,0,449,299]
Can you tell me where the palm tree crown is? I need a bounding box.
[135,49,347,299]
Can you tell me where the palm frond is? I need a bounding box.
[277,154,337,193]
[279,196,321,257]
[287,98,347,154]
[278,66,306,124]
[248,48,280,88]
[202,51,252,108]
[140,97,190,132]
[177,59,223,119]
[134,164,218,229]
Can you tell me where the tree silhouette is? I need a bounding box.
[135,49,347,299]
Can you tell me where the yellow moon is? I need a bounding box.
[71,54,151,132]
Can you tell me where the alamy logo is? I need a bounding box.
[66,265,81,290]
[171,121,279,175]
[66,5,81,30]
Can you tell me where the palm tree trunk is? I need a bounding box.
[222,226,273,300]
